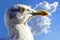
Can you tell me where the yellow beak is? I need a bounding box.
[32,10,48,16]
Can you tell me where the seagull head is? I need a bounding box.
[5,4,48,24]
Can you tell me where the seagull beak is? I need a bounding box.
[31,10,48,16]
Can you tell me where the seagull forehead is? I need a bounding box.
[14,4,33,10]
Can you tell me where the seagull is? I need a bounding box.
[4,4,48,40]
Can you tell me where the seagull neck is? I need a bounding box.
[9,23,34,40]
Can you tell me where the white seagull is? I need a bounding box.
[4,4,48,40]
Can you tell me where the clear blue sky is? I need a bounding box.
[0,0,60,40]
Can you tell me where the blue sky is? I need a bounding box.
[0,0,60,40]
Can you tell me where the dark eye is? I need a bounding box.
[19,7,25,12]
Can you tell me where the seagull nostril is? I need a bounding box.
[27,9,30,11]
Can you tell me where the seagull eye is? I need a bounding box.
[19,8,25,12]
